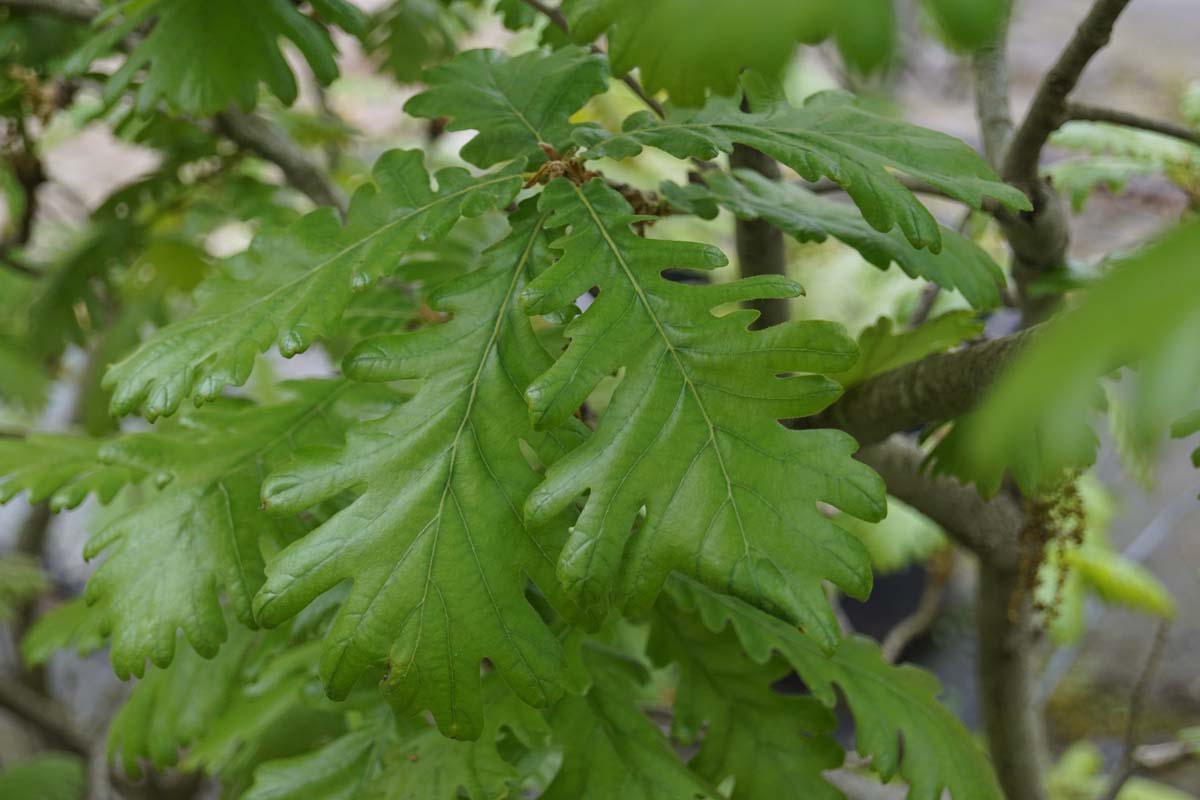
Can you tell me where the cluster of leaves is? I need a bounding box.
[10,1,1192,799]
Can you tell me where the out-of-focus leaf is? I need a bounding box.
[68,0,358,115]
[365,678,551,800]
[21,596,108,667]
[923,0,1010,51]
[954,221,1200,494]
[1067,545,1175,619]
[0,754,85,800]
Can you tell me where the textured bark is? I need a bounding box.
[730,143,789,328]
[856,437,1022,568]
[803,328,1035,448]
[977,566,1049,800]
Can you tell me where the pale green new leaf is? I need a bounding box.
[650,595,845,799]
[405,47,610,167]
[1067,545,1175,619]
[667,576,1004,800]
[105,150,522,420]
[837,497,947,574]
[666,171,1006,308]
[521,178,884,650]
[832,312,984,388]
[70,0,361,115]
[578,83,1031,251]
[541,646,719,800]
[254,209,588,739]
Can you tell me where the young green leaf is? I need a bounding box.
[104,150,522,420]
[70,0,356,115]
[578,83,1031,251]
[650,595,845,799]
[405,47,610,167]
[832,312,984,388]
[666,171,1006,309]
[521,178,884,650]
[667,576,1005,800]
[1067,545,1175,619]
[254,209,588,739]
[562,0,835,106]
[542,646,720,799]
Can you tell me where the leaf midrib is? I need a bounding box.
[569,183,754,569]
[391,214,552,718]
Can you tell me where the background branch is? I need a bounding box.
[0,679,91,756]
[1002,0,1133,188]
[216,110,347,216]
[1064,103,1200,146]
[1099,621,1172,800]
[855,436,1023,567]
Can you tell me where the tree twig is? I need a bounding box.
[731,96,788,328]
[977,561,1049,800]
[216,110,347,216]
[1064,103,1200,146]
[1099,620,1172,800]
[880,549,952,662]
[1002,0,1133,188]
[518,0,666,119]
[971,16,1014,170]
